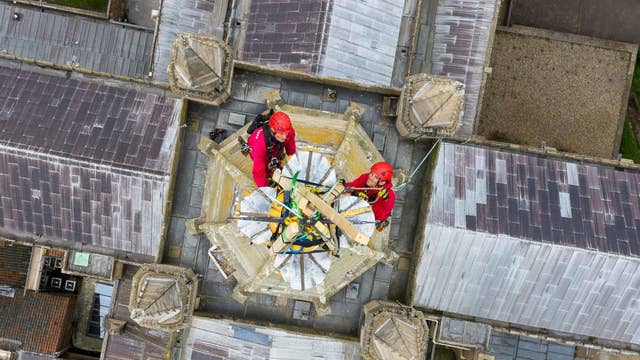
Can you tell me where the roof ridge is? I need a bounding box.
[447,138,640,173]
[0,142,170,180]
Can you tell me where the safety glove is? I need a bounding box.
[356,191,369,201]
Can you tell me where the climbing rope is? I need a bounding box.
[393,138,442,192]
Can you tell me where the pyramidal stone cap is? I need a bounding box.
[360,300,429,360]
[168,33,234,106]
[396,73,464,139]
[128,264,198,331]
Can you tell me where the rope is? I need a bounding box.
[394,138,441,192]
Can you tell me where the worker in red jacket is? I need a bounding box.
[344,161,395,231]
[247,111,297,187]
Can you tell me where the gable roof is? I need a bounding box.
[243,0,329,74]
[152,0,225,83]
[102,270,173,360]
[183,317,361,360]
[0,66,181,259]
[412,141,640,348]
[0,291,76,355]
[0,67,177,173]
[242,0,404,86]
[0,3,153,78]
[429,0,500,136]
[316,0,404,85]
[428,142,640,256]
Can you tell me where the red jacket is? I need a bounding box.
[248,126,296,187]
[345,173,395,221]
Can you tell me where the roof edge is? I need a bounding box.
[419,311,640,355]
[447,136,640,172]
[190,313,361,344]
[0,143,172,180]
[1,229,155,264]
[0,53,169,92]
[500,25,640,54]
[234,60,402,96]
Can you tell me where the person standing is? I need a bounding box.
[246,111,296,187]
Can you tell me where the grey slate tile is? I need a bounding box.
[429,141,640,257]
[0,3,152,78]
[0,66,178,259]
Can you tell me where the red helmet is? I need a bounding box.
[371,162,393,182]
[269,111,292,134]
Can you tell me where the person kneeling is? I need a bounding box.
[344,161,395,232]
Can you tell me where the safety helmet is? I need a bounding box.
[269,111,292,134]
[371,161,393,182]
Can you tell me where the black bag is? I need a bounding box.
[247,109,275,135]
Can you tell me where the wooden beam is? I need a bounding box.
[272,171,369,245]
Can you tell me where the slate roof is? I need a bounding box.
[0,291,76,355]
[0,3,153,78]
[488,331,575,360]
[428,142,640,255]
[0,65,181,259]
[430,0,499,136]
[319,0,403,85]
[412,141,640,347]
[183,317,361,360]
[103,323,172,360]
[244,0,328,74]
[0,67,176,171]
[509,0,640,44]
[242,0,403,85]
[0,242,31,288]
[152,0,221,83]
[103,275,173,360]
